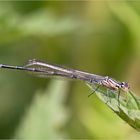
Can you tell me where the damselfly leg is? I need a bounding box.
[88,85,100,97]
[106,89,110,104]
[118,90,121,106]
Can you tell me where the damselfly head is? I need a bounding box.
[120,82,130,92]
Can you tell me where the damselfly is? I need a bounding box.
[0,59,130,98]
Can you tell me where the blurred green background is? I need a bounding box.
[0,1,140,139]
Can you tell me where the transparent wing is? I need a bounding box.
[24,59,105,83]
[24,59,70,78]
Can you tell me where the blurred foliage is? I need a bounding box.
[0,1,140,139]
[15,80,70,139]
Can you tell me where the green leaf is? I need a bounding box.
[87,82,140,131]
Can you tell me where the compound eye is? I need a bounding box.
[121,82,130,91]
[121,82,126,87]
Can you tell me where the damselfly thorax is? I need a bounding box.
[98,76,130,92]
